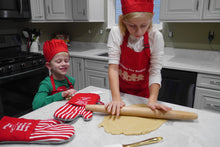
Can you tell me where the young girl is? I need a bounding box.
[106,0,172,116]
[32,39,77,110]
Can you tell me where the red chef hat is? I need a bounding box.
[43,39,68,62]
[121,0,154,15]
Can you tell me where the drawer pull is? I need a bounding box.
[207,104,220,111]
[210,81,220,86]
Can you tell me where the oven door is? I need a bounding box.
[0,66,48,118]
[158,68,197,107]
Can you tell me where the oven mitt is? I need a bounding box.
[0,116,75,144]
[54,93,104,122]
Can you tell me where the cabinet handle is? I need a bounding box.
[207,0,211,11]
[79,63,82,71]
[48,6,50,14]
[104,78,106,87]
[210,81,220,86]
[207,104,220,111]
[19,0,23,15]
[196,0,199,11]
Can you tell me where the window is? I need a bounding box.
[107,0,162,30]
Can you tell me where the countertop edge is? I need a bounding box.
[68,47,220,75]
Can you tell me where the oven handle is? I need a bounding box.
[0,66,49,85]
[18,0,23,15]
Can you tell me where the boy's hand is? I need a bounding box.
[62,89,77,100]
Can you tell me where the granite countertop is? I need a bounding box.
[69,48,109,61]
[3,86,220,147]
[162,47,220,75]
[68,46,220,75]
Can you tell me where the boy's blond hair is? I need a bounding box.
[118,12,153,36]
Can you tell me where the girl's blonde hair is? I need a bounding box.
[56,52,69,56]
[118,12,153,36]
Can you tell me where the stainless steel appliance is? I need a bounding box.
[0,34,48,119]
[158,68,197,107]
[0,0,31,20]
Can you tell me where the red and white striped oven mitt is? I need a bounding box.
[0,116,75,144]
[54,93,104,122]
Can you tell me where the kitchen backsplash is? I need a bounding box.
[0,20,219,51]
[163,23,220,51]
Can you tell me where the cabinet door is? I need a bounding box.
[72,0,88,20]
[72,0,104,22]
[30,0,45,20]
[72,57,85,90]
[194,87,220,113]
[85,70,109,89]
[66,57,73,77]
[160,0,203,21]
[203,0,220,19]
[45,0,72,20]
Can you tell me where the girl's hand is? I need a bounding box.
[105,101,125,116]
[62,89,77,99]
[147,101,172,112]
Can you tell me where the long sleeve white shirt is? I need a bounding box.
[107,26,164,86]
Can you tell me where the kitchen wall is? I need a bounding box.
[0,17,220,51]
[24,22,220,51]
[20,22,109,43]
[63,22,109,43]
[163,23,220,51]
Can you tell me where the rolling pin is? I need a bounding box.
[85,105,198,120]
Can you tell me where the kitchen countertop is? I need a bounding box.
[2,86,220,147]
[68,46,220,75]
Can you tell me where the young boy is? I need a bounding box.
[32,39,77,110]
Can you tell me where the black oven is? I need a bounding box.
[158,68,197,107]
[0,0,31,20]
[0,34,48,119]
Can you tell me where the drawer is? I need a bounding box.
[85,59,108,72]
[196,73,220,90]
[194,87,220,113]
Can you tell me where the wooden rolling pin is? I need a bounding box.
[85,105,198,120]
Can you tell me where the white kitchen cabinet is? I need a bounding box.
[194,73,220,113]
[31,0,72,21]
[71,57,85,90]
[203,0,220,19]
[160,0,220,21]
[85,70,109,89]
[84,59,109,89]
[66,57,73,77]
[30,0,45,20]
[72,0,104,22]
[67,57,85,90]
[45,0,72,21]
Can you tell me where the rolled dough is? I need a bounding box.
[98,104,167,135]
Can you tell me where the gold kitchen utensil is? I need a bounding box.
[123,137,163,147]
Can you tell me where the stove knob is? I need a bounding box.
[20,63,26,68]
[38,59,44,65]
[7,65,14,72]
[0,67,6,74]
[32,60,38,66]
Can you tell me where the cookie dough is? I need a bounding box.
[98,104,167,135]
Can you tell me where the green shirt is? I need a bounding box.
[32,75,75,110]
